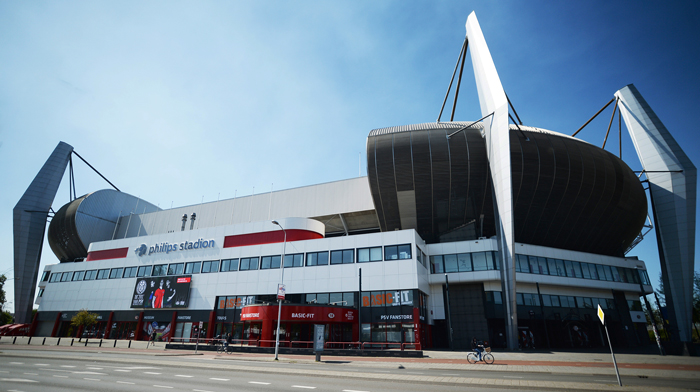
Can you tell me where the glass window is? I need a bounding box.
[458,253,472,272]
[580,262,591,279]
[397,244,411,259]
[72,271,85,281]
[329,292,343,305]
[472,252,488,271]
[606,298,616,309]
[358,247,382,262]
[343,292,355,308]
[97,269,109,280]
[84,270,97,280]
[109,268,122,279]
[167,263,184,275]
[550,295,561,307]
[60,272,71,282]
[537,257,548,275]
[443,254,458,273]
[370,291,385,307]
[542,294,552,307]
[152,264,167,276]
[38,288,44,297]
[185,262,201,274]
[261,255,280,269]
[316,293,329,304]
[603,265,614,281]
[330,249,353,265]
[430,256,444,273]
[571,261,583,278]
[306,251,329,266]
[611,266,622,282]
[583,297,593,309]
[493,291,502,305]
[594,264,605,281]
[218,259,234,272]
[123,266,138,278]
[564,260,574,277]
[555,259,566,276]
[384,246,398,260]
[240,257,259,271]
[516,293,524,305]
[137,266,152,277]
[41,271,50,282]
[547,258,558,276]
[306,294,316,304]
[527,256,539,274]
[517,254,530,273]
[49,273,59,283]
[283,254,304,268]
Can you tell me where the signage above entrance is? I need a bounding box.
[134,238,215,257]
[240,305,356,323]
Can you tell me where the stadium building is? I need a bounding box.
[14,13,695,351]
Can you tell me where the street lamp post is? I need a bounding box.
[272,220,287,361]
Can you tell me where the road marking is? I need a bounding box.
[34,364,49,366]
[0,378,38,383]
[114,369,131,372]
[249,381,271,385]
[87,367,103,370]
[153,385,174,389]
[145,372,162,375]
[210,378,230,381]
[84,378,101,381]
[117,381,135,384]
[503,376,523,379]
[0,370,9,373]
[374,370,391,373]
[343,390,370,392]
[23,373,38,376]
[441,373,459,376]
[292,386,316,389]
[193,390,214,392]
[175,374,194,378]
[60,365,76,368]
[8,389,26,392]
[9,362,24,365]
[405,372,424,374]
[53,375,68,378]
[73,371,106,375]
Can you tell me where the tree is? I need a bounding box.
[0,274,10,326]
[71,309,98,340]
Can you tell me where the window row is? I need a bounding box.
[47,244,415,283]
[430,251,500,273]
[216,292,358,309]
[485,291,616,310]
[513,254,649,285]
[430,251,651,287]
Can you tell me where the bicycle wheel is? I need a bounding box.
[483,353,494,364]
[216,344,224,354]
[226,346,233,354]
[467,352,478,364]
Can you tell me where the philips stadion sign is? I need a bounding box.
[134,238,215,257]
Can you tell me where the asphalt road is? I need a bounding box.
[0,349,697,391]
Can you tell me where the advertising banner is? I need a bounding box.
[131,275,192,309]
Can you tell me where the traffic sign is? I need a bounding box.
[597,304,605,325]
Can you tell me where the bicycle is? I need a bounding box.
[216,341,231,354]
[467,346,494,364]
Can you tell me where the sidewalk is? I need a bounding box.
[2,337,700,390]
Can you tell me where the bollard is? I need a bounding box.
[28,337,32,345]
[315,353,321,362]
[85,338,88,347]
[114,340,117,348]
[57,338,61,345]
[42,337,46,345]
[99,339,103,347]
[71,339,74,346]
[13,336,17,344]
[128,340,131,348]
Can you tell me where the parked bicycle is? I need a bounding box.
[467,345,494,364]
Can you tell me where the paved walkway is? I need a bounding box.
[2,337,700,391]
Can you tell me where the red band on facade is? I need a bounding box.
[86,247,129,261]
[223,229,323,248]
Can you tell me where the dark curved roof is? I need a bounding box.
[366,122,647,257]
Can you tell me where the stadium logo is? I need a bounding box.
[135,244,147,256]
[136,280,147,294]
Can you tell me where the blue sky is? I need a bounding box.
[1,1,698,313]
